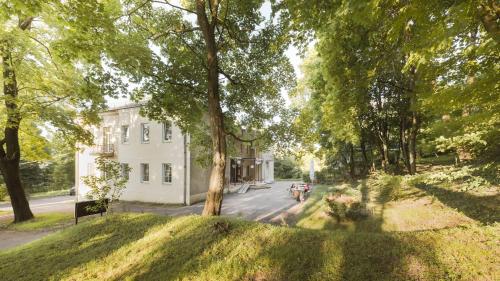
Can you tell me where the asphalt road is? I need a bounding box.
[114,181,301,223]
[0,195,75,219]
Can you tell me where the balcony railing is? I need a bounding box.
[90,144,114,157]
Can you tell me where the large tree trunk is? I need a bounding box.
[197,0,227,216]
[1,50,34,222]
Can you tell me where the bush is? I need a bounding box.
[302,172,311,183]
[371,172,403,202]
[274,157,302,179]
[325,193,369,222]
[346,202,371,220]
[405,164,495,192]
[0,184,7,201]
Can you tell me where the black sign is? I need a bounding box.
[75,199,109,224]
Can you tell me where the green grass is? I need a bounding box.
[417,154,456,165]
[293,170,497,233]
[0,213,73,231]
[0,213,497,281]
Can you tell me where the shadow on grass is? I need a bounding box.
[340,182,448,280]
[0,214,168,281]
[116,216,235,280]
[255,228,326,280]
[415,183,499,224]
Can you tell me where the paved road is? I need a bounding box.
[114,181,301,223]
[0,195,75,219]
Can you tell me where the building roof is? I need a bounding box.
[102,101,145,113]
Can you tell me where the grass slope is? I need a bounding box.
[0,213,498,281]
[0,213,73,231]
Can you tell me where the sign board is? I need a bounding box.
[75,199,109,224]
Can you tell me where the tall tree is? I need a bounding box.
[110,0,294,215]
[283,0,499,176]
[0,1,118,222]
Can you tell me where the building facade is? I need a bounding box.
[75,104,274,205]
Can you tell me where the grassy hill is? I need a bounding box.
[0,212,498,281]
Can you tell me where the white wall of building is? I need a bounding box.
[261,151,274,183]
[76,104,277,204]
[76,106,188,204]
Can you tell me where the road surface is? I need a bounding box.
[114,181,301,222]
[0,195,75,219]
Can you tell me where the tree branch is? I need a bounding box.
[218,67,239,84]
[151,27,201,40]
[376,79,413,92]
[223,128,260,143]
[151,0,197,14]
[18,17,34,30]
[27,35,60,71]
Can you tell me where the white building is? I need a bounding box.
[75,104,274,205]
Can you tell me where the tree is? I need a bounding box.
[82,156,130,212]
[0,1,119,222]
[108,0,294,215]
[282,0,499,176]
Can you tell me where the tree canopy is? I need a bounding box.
[282,0,499,178]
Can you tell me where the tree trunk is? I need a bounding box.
[378,133,390,170]
[348,143,355,179]
[360,136,369,174]
[399,116,411,173]
[408,112,418,175]
[197,0,227,216]
[407,67,418,175]
[478,1,500,41]
[1,50,34,222]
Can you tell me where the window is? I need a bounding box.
[103,127,111,152]
[141,123,150,143]
[162,163,172,183]
[87,163,95,176]
[140,163,149,182]
[162,121,172,142]
[121,125,129,144]
[120,163,129,180]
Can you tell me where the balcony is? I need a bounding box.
[89,144,115,157]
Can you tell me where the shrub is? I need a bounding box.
[371,172,403,202]
[346,202,370,220]
[405,164,494,192]
[325,193,369,222]
[302,172,311,183]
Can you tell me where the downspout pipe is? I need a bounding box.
[183,134,187,205]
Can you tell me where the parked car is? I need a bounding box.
[288,183,312,202]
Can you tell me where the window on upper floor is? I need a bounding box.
[162,163,172,183]
[121,125,129,144]
[141,123,150,143]
[140,163,149,182]
[102,127,111,151]
[162,121,172,142]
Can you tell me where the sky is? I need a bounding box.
[107,1,304,107]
